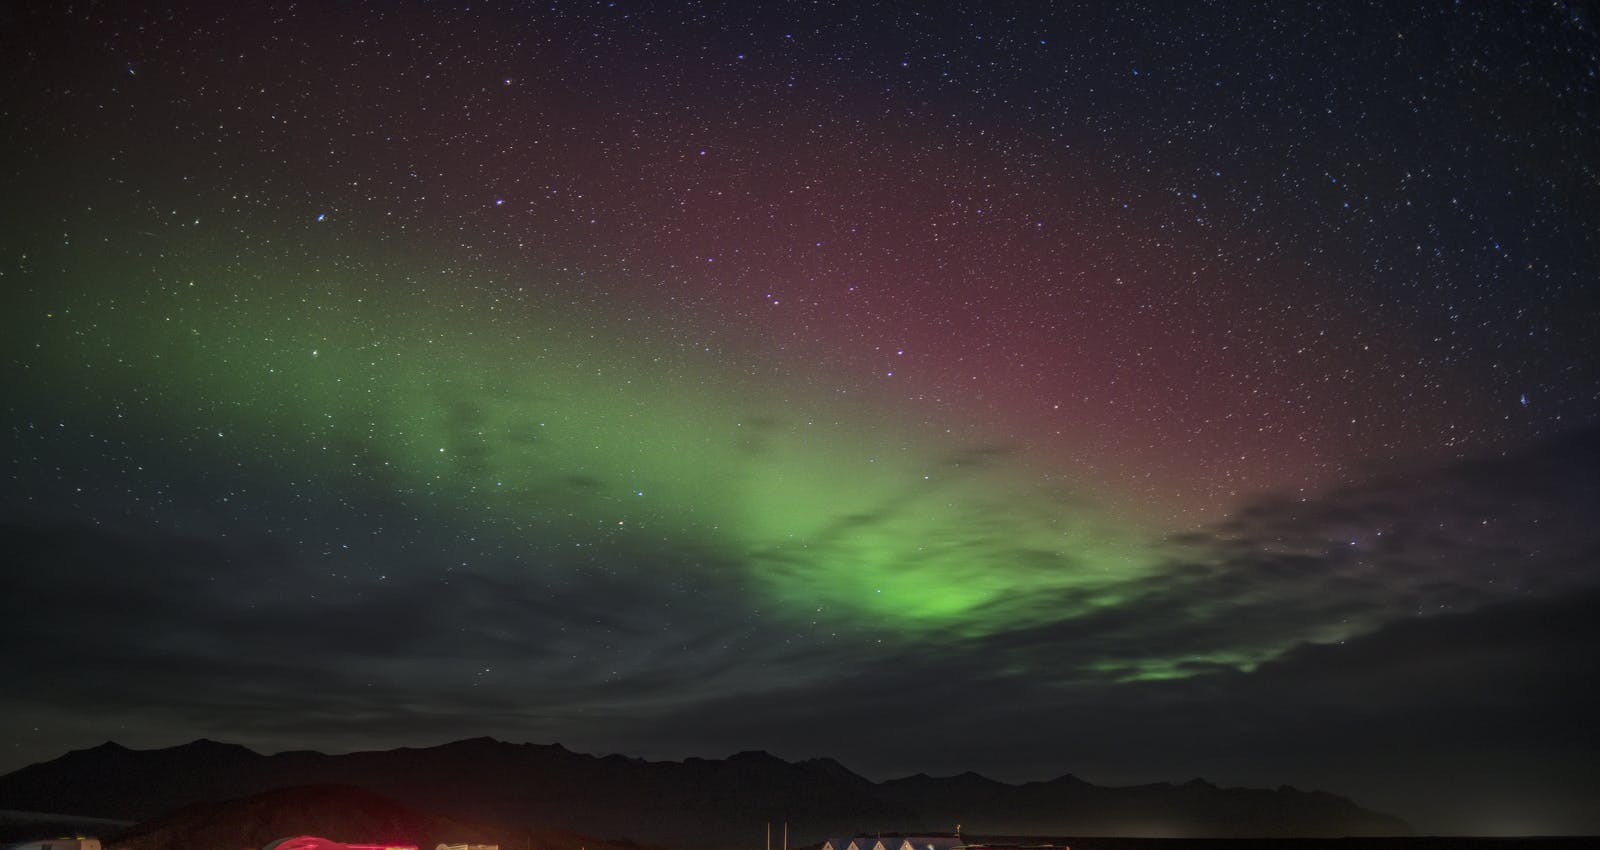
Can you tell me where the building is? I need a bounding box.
[895,838,965,850]
[5,841,101,850]
[827,834,962,850]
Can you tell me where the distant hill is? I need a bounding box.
[100,783,628,850]
[0,738,1409,846]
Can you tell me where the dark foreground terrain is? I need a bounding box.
[975,839,1598,850]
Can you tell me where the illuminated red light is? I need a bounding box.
[262,837,419,850]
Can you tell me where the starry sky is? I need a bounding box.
[2,0,1599,836]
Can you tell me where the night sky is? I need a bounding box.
[3,0,1599,836]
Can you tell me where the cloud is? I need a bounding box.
[2,427,1598,833]
[0,516,771,743]
[595,425,1600,831]
[604,584,1600,834]
[1022,423,1600,678]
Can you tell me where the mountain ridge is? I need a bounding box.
[100,782,640,850]
[0,738,1410,846]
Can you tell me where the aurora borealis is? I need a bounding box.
[3,0,1599,836]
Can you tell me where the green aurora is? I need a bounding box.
[9,233,1170,656]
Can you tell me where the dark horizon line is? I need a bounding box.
[36,734,1355,797]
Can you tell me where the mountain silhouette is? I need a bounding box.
[0,739,1409,846]
[103,783,530,850]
